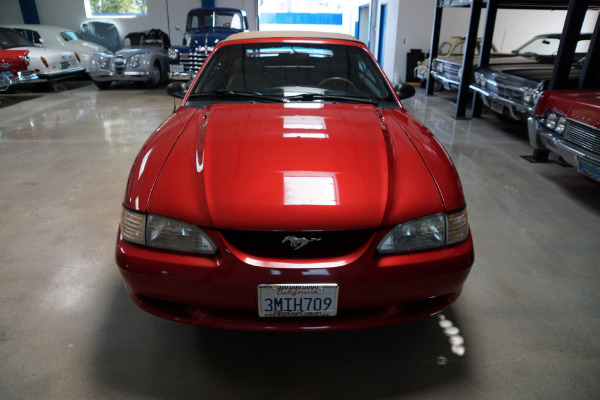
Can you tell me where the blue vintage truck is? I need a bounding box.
[168,7,249,80]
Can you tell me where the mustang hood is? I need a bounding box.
[148,104,444,231]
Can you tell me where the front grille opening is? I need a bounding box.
[221,230,373,259]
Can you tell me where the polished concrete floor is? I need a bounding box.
[1,80,599,400]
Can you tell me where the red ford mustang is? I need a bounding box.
[116,32,474,331]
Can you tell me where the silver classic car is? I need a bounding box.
[88,29,170,89]
[470,33,591,122]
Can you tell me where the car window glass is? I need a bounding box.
[0,30,35,48]
[451,43,463,55]
[439,42,452,56]
[517,37,561,55]
[191,42,395,103]
[575,40,590,53]
[60,31,80,41]
[215,12,238,28]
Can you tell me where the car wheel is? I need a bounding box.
[94,81,112,90]
[146,62,162,88]
[433,80,443,91]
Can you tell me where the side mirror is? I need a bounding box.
[395,83,416,100]
[166,81,189,99]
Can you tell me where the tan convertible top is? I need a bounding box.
[223,31,362,43]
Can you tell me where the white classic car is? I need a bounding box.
[0,27,84,82]
[1,24,107,72]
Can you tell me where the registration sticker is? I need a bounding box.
[578,157,600,182]
[258,284,338,317]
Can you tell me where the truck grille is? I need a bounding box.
[180,50,212,76]
[565,120,600,156]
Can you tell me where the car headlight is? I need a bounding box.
[545,112,558,130]
[437,62,444,73]
[129,55,140,68]
[555,116,567,135]
[523,88,539,104]
[120,206,217,254]
[377,208,469,254]
[168,47,179,60]
[98,56,108,68]
[476,73,487,87]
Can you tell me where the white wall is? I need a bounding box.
[1,0,25,24]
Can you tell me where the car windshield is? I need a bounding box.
[188,11,243,30]
[515,36,590,57]
[189,42,397,105]
[0,29,34,49]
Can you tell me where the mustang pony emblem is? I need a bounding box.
[282,236,321,250]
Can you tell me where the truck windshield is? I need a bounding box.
[188,11,243,30]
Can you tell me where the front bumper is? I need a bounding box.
[168,71,193,81]
[430,71,459,90]
[528,117,600,182]
[116,229,474,332]
[470,84,535,119]
[90,70,152,82]
[37,67,85,81]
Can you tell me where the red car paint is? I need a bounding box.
[116,32,474,331]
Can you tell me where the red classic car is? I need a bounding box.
[116,31,474,331]
[0,49,38,93]
[528,89,600,182]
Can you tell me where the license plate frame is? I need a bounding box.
[491,100,504,114]
[170,64,184,73]
[258,284,339,317]
[578,157,600,182]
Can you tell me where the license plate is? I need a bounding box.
[60,62,69,69]
[258,284,338,317]
[578,157,600,182]
[491,100,504,113]
[170,64,184,72]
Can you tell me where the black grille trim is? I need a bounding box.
[221,230,374,259]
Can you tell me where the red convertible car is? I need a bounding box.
[0,49,38,93]
[116,32,474,331]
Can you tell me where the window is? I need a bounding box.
[85,0,147,17]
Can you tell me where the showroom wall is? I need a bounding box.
[2,0,598,86]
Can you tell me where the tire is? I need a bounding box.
[94,81,112,90]
[145,62,162,88]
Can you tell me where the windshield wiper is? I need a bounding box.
[284,93,379,106]
[187,90,288,103]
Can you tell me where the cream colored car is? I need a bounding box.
[415,37,494,90]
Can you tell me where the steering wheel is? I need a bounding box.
[317,77,357,89]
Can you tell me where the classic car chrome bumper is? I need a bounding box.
[529,117,600,181]
[430,71,459,89]
[90,70,152,81]
[470,84,535,119]
[37,67,85,81]
[168,71,193,81]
